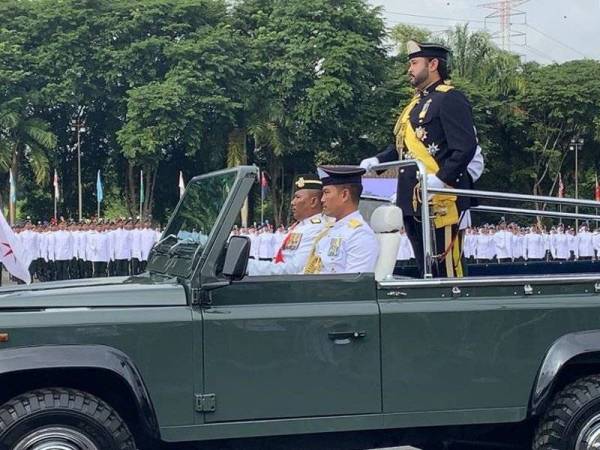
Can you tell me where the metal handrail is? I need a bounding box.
[431,187,600,208]
[472,205,600,221]
[369,159,600,279]
[371,160,433,277]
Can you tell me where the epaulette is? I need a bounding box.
[310,218,322,224]
[348,219,363,229]
[435,84,454,93]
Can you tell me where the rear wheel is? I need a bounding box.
[533,374,600,449]
[0,388,136,450]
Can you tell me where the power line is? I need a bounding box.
[382,10,587,63]
[384,10,498,25]
[523,23,589,58]
[512,42,557,63]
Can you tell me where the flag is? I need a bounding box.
[0,208,31,284]
[596,173,600,202]
[53,169,59,200]
[558,173,564,198]
[260,170,269,201]
[9,169,15,204]
[139,170,144,213]
[179,171,185,198]
[96,170,103,204]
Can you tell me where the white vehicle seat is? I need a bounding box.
[370,205,403,281]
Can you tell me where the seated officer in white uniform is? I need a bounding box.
[304,166,379,274]
[248,174,326,275]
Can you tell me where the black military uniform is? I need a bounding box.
[373,41,477,277]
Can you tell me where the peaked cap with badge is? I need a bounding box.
[293,174,322,192]
[406,40,451,61]
[317,165,366,187]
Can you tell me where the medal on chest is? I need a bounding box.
[427,143,440,155]
[328,237,343,257]
[285,232,302,250]
[414,126,428,141]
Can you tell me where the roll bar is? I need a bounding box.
[370,159,600,279]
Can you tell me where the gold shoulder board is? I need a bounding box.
[310,218,322,224]
[348,219,363,229]
[435,84,455,93]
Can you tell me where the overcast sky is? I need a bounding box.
[369,0,600,63]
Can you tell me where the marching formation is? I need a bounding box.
[463,223,600,262]
[12,220,161,282]
[235,221,600,266]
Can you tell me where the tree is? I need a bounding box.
[232,0,388,224]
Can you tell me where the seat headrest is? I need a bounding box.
[370,205,403,233]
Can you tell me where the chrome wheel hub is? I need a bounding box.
[577,413,600,449]
[12,426,98,450]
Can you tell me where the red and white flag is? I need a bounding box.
[558,173,564,198]
[0,208,31,284]
[179,171,185,199]
[595,173,600,202]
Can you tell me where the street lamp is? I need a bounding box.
[569,137,585,231]
[70,108,87,222]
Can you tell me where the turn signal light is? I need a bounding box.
[0,333,9,343]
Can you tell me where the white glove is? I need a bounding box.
[359,157,379,172]
[426,174,446,200]
[467,145,485,182]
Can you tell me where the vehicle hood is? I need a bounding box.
[0,275,187,309]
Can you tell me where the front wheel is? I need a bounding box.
[0,388,137,450]
[533,374,600,450]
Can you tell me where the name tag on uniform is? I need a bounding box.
[328,238,342,257]
[285,233,302,250]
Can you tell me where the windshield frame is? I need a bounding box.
[148,166,257,280]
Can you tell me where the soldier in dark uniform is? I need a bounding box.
[361,41,478,278]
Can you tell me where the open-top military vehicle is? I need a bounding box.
[2,161,600,450]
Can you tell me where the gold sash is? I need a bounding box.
[303,223,334,274]
[393,88,459,229]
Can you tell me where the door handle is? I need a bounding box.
[328,331,367,344]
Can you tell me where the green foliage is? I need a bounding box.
[0,1,598,226]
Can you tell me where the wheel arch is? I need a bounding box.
[530,330,600,417]
[0,345,160,442]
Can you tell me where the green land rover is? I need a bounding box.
[1,163,600,450]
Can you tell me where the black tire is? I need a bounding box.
[533,374,600,450]
[0,387,136,450]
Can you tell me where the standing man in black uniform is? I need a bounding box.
[361,41,478,278]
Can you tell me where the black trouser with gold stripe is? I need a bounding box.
[404,216,464,278]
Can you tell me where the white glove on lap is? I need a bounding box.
[359,157,379,172]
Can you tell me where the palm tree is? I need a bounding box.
[446,25,525,98]
[0,97,57,221]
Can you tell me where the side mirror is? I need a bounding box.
[222,236,250,280]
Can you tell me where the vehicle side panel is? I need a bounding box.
[379,280,600,422]
[202,274,381,422]
[0,306,194,428]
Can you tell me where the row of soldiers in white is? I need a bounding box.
[463,225,600,261]
[240,223,600,265]
[13,222,161,280]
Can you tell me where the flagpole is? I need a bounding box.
[260,169,265,225]
[139,170,144,220]
[9,169,14,226]
[53,169,58,222]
